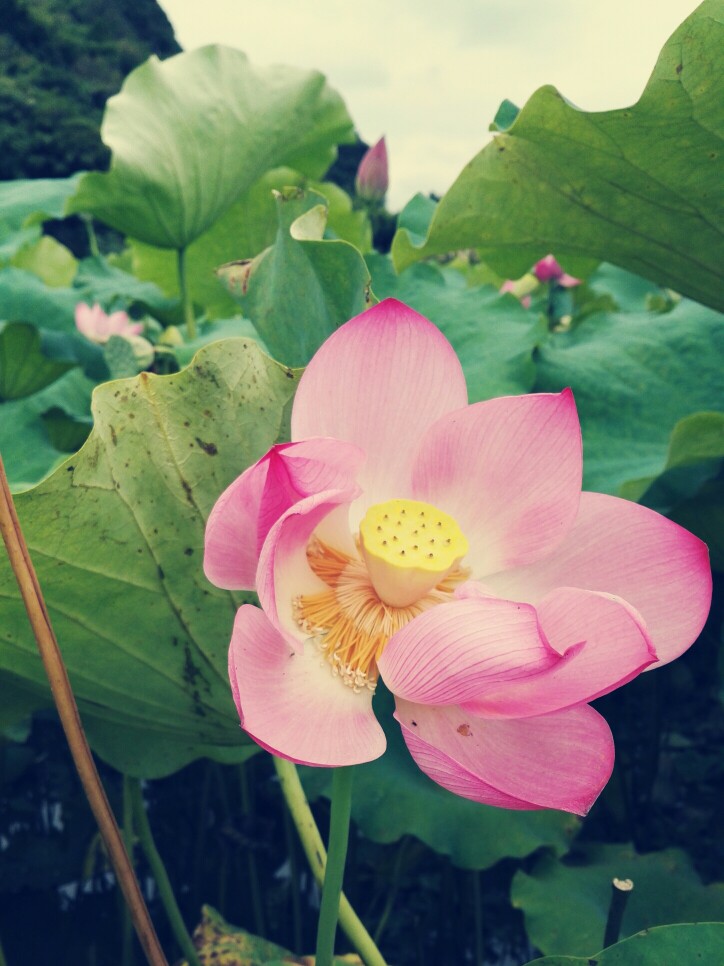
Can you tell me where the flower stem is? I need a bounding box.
[315,767,353,966]
[177,247,196,340]
[128,778,201,966]
[0,455,168,966]
[273,757,388,966]
[238,762,266,937]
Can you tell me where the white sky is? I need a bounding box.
[158,0,697,209]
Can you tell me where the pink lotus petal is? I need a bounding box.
[378,597,557,707]
[395,700,614,815]
[291,299,467,518]
[412,390,582,576]
[204,438,364,590]
[558,272,581,288]
[256,485,360,648]
[466,587,656,718]
[485,491,712,667]
[229,605,385,767]
[74,301,140,343]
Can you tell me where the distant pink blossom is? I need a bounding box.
[355,137,389,201]
[74,302,143,344]
[204,299,711,815]
[533,254,581,287]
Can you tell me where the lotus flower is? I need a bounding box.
[355,137,389,202]
[75,302,143,344]
[204,299,710,815]
[533,255,581,287]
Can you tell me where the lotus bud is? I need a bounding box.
[355,137,389,202]
[533,255,581,288]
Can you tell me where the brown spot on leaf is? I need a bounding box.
[457,723,473,737]
[195,437,218,455]
[676,62,683,74]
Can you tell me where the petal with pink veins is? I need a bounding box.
[378,597,558,707]
[395,700,614,815]
[204,438,364,590]
[256,484,361,648]
[484,491,712,667]
[464,587,656,718]
[291,299,468,516]
[412,390,582,576]
[229,605,385,767]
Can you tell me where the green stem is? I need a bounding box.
[0,929,7,966]
[372,838,408,946]
[315,768,353,966]
[129,779,201,966]
[273,757,388,966]
[82,214,100,259]
[176,247,196,340]
[121,775,135,966]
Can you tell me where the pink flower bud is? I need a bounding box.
[355,136,389,201]
[533,255,581,287]
[74,302,144,344]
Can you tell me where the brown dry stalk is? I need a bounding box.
[0,455,168,966]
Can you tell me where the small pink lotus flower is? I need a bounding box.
[533,254,581,288]
[74,302,144,344]
[204,300,710,815]
[355,137,389,201]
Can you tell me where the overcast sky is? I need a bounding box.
[158,0,697,209]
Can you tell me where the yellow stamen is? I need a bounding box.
[296,536,468,692]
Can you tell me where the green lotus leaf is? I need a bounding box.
[0,322,76,401]
[533,299,724,495]
[525,924,724,965]
[12,236,77,288]
[67,46,354,249]
[393,1,724,312]
[219,187,371,367]
[0,339,300,777]
[512,843,724,958]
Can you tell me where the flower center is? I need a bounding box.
[293,500,469,693]
[359,498,469,607]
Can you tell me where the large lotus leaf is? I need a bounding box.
[533,300,724,495]
[218,187,371,367]
[0,339,300,777]
[73,256,177,316]
[12,236,77,288]
[67,46,354,249]
[0,267,78,331]
[512,843,724,958]
[525,923,724,966]
[367,254,545,401]
[302,685,577,870]
[0,174,84,232]
[131,171,371,321]
[392,1,724,312]
[0,323,76,401]
[130,168,305,320]
[1,369,94,491]
[619,412,724,509]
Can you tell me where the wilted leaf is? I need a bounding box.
[0,340,300,776]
